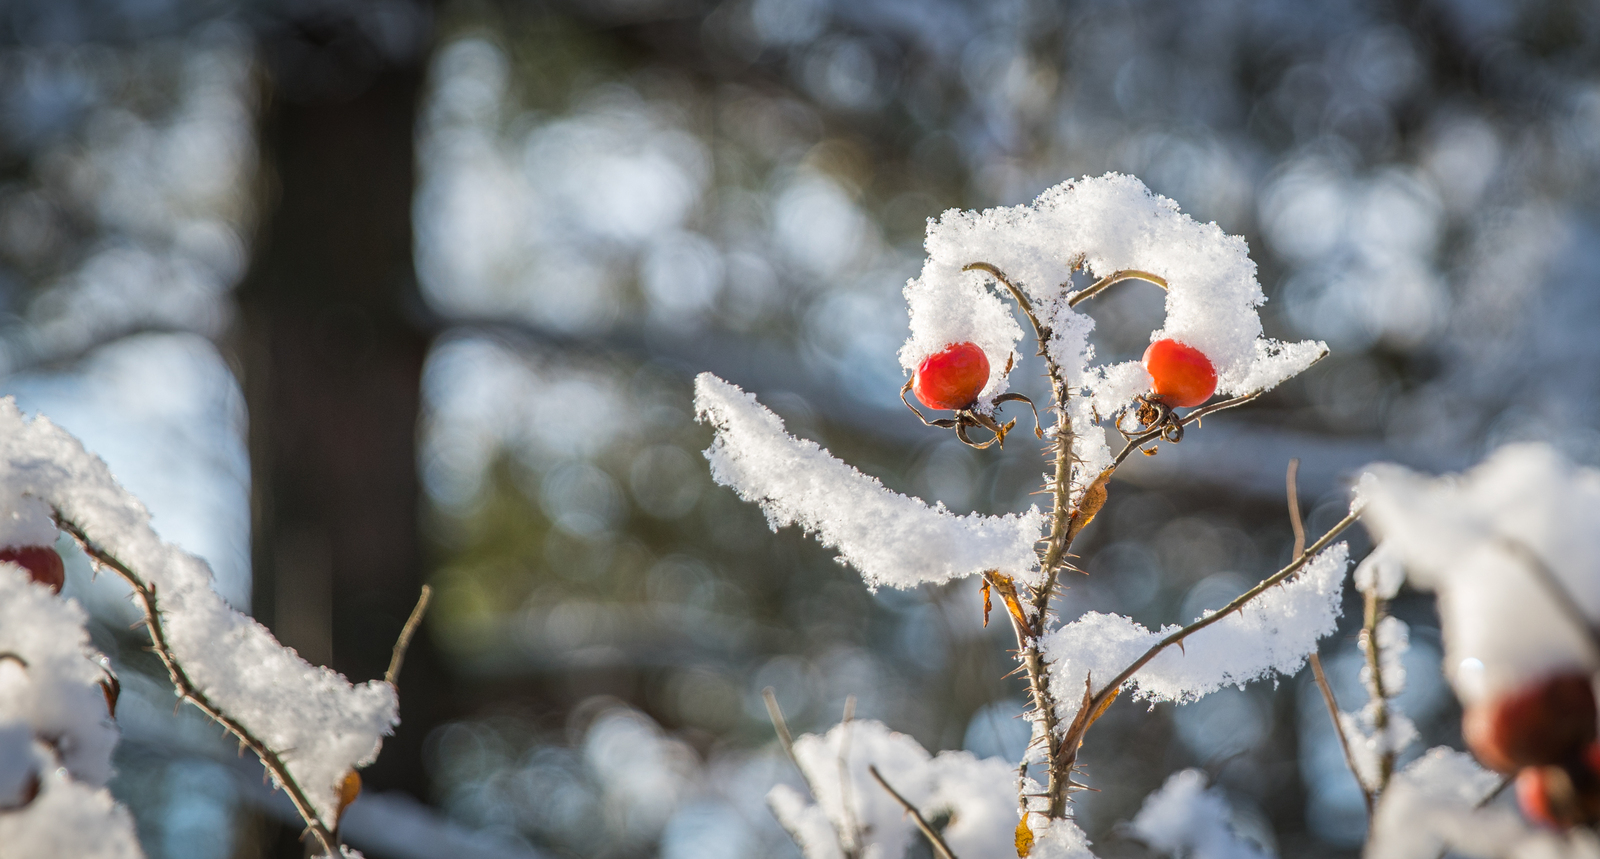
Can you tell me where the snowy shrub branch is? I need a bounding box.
[0,400,425,858]
[696,174,1366,857]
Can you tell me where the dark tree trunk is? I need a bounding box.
[233,9,444,853]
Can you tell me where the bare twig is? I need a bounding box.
[1311,654,1371,815]
[868,765,959,859]
[1066,269,1169,307]
[1292,459,1372,814]
[55,513,340,857]
[763,688,859,859]
[384,585,433,688]
[838,696,862,858]
[1286,459,1306,558]
[1060,508,1362,763]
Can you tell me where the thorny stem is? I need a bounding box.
[1362,591,1396,793]
[1290,460,1373,817]
[1060,508,1363,765]
[869,765,960,859]
[964,261,1079,817]
[55,513,341,858]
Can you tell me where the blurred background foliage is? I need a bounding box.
[2,0,1599,857]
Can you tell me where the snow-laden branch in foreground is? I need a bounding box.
[695,374,1045,589]
[0,566,143,858]
[1365,748,1519,859]
[0,400,398,825]
[1356,443,1600,705]
[1043,542,1348,728]
[767,719,1093,859]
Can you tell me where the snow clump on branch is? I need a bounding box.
[1042,542,1348,728]
[900,173,1326,407]
[1356,443,1600,704]
[695,373,1046,589]
[0,399,399,824]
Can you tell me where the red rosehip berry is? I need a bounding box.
[0,545,64,594]
[1518,766,1570,828]
[1463,673,1597,773]
[1142,339,1217,409]
[913,342,990,411]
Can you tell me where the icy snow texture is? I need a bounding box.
[1357,443,1600,703]
[0,762,145,859]
[0,400,398,822]
[1128,769,1270,859]
[0,565,119,787]
[900,173,1324,409]
[767,719,1028,859]
[1043,543,1348,727]
[696,374,1045,588]
[1364,747,1535,859]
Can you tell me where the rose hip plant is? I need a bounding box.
[696,174,1600,858]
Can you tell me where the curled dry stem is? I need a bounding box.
[1066,270,1168,307]
[869,765,960,859]
[1058,508,1363,770]
[54,512,340,857]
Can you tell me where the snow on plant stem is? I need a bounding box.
[0,399,398,827]
[1043,542,1349,726]
[695,373,1046,589]
[901,173,1325,408]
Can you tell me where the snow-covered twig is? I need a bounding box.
[55,513,341,858]
[868,765,959,859]
[1061,507,1363,763]
[1361,590,1397,793]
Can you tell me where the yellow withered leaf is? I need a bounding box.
[1015,817,1035,857]
[1064,467,1113,543]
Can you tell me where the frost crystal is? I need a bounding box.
[901,173,1324,411]
[695,374,1045,588]
[1044,543,1348,726]
[0,399,398,823]
[1357,443,1600,703]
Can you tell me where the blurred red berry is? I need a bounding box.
[913,342,990,411]
[1463,673,1596,773]
[0,545,63,594]
[1143,339,1217,409]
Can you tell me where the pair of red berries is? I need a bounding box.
[1463,672,1600,828]
[911,339,1218,411]
[0,545,64,594]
